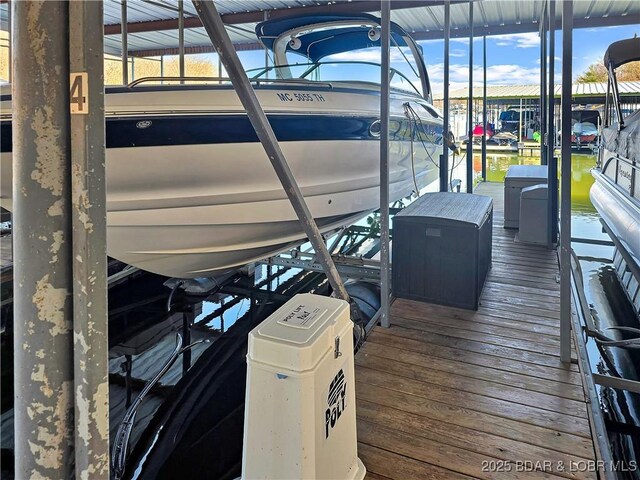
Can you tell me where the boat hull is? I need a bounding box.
[0,85,442,277]
[590,148,640,273]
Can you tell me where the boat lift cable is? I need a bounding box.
[404,105,421,196]
[402,103,440,196]
[402,102,465,192]
[450,150,465,191]
[111,333,211,480]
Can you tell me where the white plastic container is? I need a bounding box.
[241,294,365,480]
[504,165,548,228]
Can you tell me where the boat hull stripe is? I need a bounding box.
[0,114,443,152]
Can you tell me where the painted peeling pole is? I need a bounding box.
[13,1,110,477]
[13,2,74,478]
[69,1,110,479]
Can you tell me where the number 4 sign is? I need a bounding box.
[70,72,89,114]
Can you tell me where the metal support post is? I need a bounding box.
[466,0,474,193]
[540,2,547,164]
[439,0,451,192]
[560,0,573,364]
[13,2,74,477]
[192,0,350,302]
[6,0,11,84]
[121,0,128,84]
[178,0,185,79]
[519,98,523,142]
[380,0,391,327]
[69,1,110,477]
[264,11,270,78]
[481,35,487,181]
[547,0,558,246]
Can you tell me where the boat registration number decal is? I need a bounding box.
[276,92,326,102]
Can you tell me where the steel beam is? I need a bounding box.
[440,0,450,192]
[69,1,110,477]
[548,0,558,246]
[258,256,381,280]
[6,0,10,83]
[178,0,185,79]
[466,0,474,193]
[117,12,640,58]
[121,0,128,84]
[103,1,455,35]
[410,12,640,41]
[380,0,391,327]
[540,1,547,165]
[191,0,350,302]
[481,35,487,181]
[13,2,74,477]
[560,0,573,364]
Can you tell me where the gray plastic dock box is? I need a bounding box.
[504,165,548,229]
[392,192,493,310]
[519,184,549,245]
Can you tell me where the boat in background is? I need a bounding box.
[0,14,442,278]
[571,109,601,150]
[590,37,640,316]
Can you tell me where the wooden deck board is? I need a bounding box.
[358,182,597,480]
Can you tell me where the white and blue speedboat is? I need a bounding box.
[0,14,442,278]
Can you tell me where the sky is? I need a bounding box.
[231,23,639,97]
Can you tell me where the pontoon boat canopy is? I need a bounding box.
[603,37,640,69]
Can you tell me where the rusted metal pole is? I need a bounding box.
[191,0,350,302]
[69,0,110,477]
[13,2,74,477]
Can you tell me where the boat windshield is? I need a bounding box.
[246,61,422,96]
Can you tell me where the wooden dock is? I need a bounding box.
[356,182,597,480]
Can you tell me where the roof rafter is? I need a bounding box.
[103,1,446,36]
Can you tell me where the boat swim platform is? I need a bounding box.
[356,181,598,480]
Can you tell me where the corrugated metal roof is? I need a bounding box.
[103,25,259,56]
[1,0,638,56]
[394,0,638,38]
[437,81,640,100]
